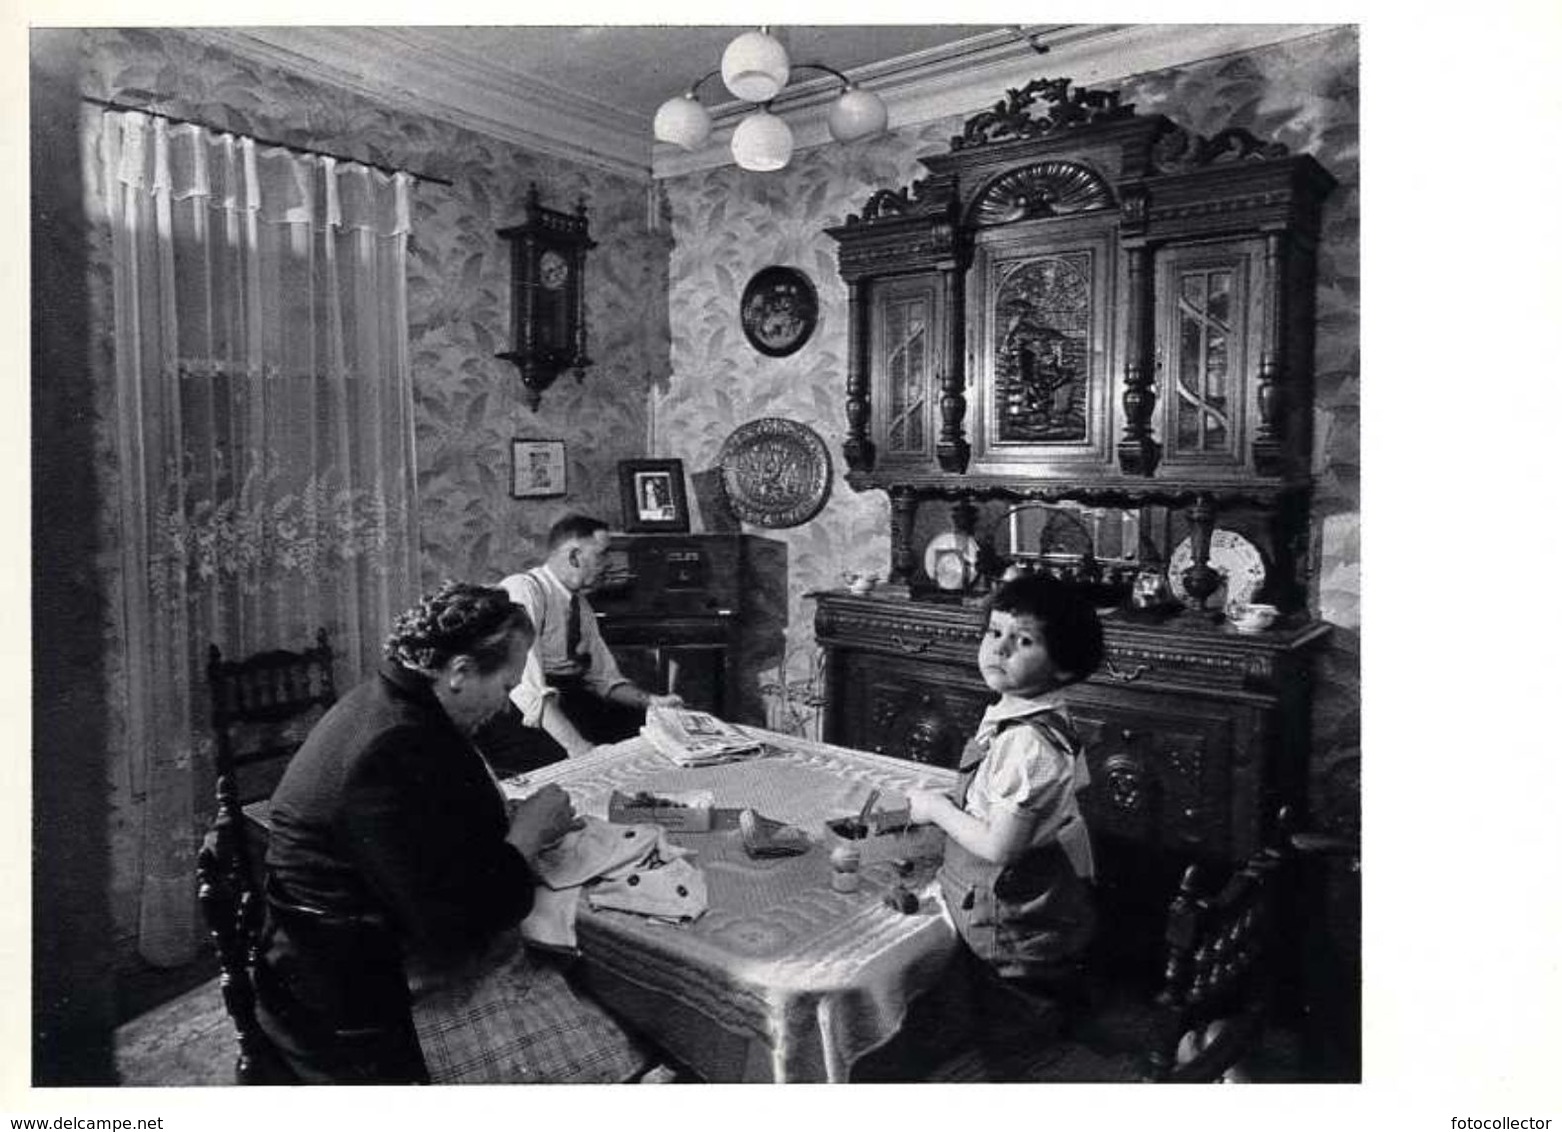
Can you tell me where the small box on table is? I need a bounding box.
[608,789,715,832]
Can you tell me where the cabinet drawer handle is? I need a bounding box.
[1104,659,1148,683]
[891,634,932,655]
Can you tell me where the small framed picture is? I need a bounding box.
[511,439,567,499]
[618,459,690,533]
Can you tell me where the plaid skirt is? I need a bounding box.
[410,930,649,1084]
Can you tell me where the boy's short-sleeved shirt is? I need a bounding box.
[965,691,1095,880]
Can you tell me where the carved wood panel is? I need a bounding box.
[1069,692,1233,859]
[836,651,991,769]
[968,216,1116,472]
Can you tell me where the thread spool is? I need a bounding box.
[829,844,861,872]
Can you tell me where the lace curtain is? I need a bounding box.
[94,109,420,966]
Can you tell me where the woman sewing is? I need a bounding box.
[256,580,654,1083]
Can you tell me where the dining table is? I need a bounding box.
[501,725,961,1083]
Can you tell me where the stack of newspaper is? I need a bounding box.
[641,706,762,767]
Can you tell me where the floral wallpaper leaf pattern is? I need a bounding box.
[657,27,1359,808]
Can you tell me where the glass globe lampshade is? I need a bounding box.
[827,85,889,142]
[721,29,790,102]
[731,109,795,172]
[653,92,713,150]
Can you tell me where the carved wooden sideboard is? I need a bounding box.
[815,590,1329,975]
[815,76,1338,950]
[815,592,1326,864]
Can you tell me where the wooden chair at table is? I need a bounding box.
[1021,810,1299,1084]
[1141,803,1366,1083]
[865,806,1351,1083]
[195,629,336,1085]
[1139,818,1292,1082]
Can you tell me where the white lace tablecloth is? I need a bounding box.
[503,727,959,1082]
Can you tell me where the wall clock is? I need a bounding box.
[496,183,596,411]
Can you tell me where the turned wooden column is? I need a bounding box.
[1252,232,1287,476]
[1118,241,1162,475]
[842,278,875,472]
[935,248,970,473]
[887,488,919,587]
[1179,494,1223,617]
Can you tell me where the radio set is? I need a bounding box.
[589,533,743,618]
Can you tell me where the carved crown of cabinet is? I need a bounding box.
[827,77,1335,618]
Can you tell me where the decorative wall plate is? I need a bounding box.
[717,418,832,529]
[923,531,981,591]
[1167,529,1267,607]
[740,266,819,357]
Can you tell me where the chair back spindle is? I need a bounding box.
[1142,812,1292,1082]
[195,629,336,1085]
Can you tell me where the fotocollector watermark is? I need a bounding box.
[1450,1120,1552,1130]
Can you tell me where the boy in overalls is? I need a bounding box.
[908,574,1104,1044]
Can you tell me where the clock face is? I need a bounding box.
[539,250,570,291]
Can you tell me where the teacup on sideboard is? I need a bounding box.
[1225,602,1279,634]
[842,571,880,596]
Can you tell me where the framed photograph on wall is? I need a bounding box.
[618,458,690,533]
[512,439,567,499]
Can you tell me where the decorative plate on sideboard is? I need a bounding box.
[923,531,981,591]
[1167,529,1267,608]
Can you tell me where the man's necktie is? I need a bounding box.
[566,593,589,670]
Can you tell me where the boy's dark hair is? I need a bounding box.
[546,513,610,550]
[986,574,1105,684]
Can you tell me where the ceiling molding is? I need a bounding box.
[196,26,656,179]
[197,23,1348,183]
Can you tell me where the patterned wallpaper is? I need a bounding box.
[655,27,1360,806]
[76,27,669,943]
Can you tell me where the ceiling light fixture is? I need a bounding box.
[653,26,889,172]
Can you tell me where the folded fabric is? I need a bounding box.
[530,817,678,890]
[588,856,707,921]
[520,816,706,952]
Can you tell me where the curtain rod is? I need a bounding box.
[82,96,455,187]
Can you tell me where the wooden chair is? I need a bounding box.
[860,808,1349,1084]
[853,819,1298,1083]
[1140,831,1290,1082]
[195,629,336,1085]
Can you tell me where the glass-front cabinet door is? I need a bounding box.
[870,273,943,467]
[1155,238,1265,474]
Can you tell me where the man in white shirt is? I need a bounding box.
[475,514,683,770]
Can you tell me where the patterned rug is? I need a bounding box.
[116,973,1308,1085]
